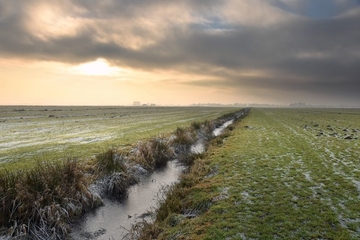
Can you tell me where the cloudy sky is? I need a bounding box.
[0,0,359,106]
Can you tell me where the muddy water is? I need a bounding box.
[71,161,183,240]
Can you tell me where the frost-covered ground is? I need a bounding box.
[0,106,237,169]
[153,108,360,239]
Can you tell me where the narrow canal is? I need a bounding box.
[71,118,236,239]
[71,161,183,239]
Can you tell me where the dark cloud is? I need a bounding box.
[0,0,359,105]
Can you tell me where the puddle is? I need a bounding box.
[213,120,234,137]
[70,161,183,240]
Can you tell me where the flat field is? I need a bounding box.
[155,108,360,239]
[0,106,238,170]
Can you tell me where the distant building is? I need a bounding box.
[133,101,141,106]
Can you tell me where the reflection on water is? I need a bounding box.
[213,120,234,136]
[71,119,235,239]
[71,161,182,240]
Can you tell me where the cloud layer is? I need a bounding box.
[1,0,359,105]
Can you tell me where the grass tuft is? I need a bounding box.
[190,121,202,131]
[102,172,131,199]
[93,149,138,199]
[0,159,98,239]
[133,138,174,170]
[95,149,127,175]
[126,220,163,240]
[171,127,196,150]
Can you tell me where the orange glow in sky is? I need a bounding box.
[0,57,251,106]
[0,1,359,106]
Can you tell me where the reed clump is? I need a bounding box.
[203,120,217,137]
[0,159,98,239]
[93,149,137,199]
[171,122,212,168]
[133,138,174,170]
[170,127,196,159]
[149,138,174,168]
[127,220,163,240]
[190,121,202,131]
[100,172,132,199]
[95,149,127,175]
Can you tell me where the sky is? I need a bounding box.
[0,0,359,106]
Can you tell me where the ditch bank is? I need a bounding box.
[70,160,183,240]
[0,108,249,240]
[133,109,250,239]
[70,108,249,239]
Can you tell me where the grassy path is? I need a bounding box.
[155,108,360,239]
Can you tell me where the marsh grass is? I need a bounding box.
[190,121,202,131]
[149,138,175,168]
[95,149,127,175]
[200,120,216,140]
[170,126,205,168]
[93,149,139,199]
[171,127,196,150]
[125,220,163,240]
[0,159,98,239]
[100,172,132,199]
[132,138,174,170]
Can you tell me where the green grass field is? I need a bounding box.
[151,108,360,239]
[0,108,248,239]
[0,106,238,171]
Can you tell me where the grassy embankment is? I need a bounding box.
[0,108,246,239]
[0,106,238,172]
[138,108,360,239]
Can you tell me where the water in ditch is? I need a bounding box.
[71,119,234,239]
[213,120,233,137]
[70,161,183,240]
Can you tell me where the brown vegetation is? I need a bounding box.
[0,160,101,239]
[0,108,249,239]
[132,138,174,170]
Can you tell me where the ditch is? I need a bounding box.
[70,117,242,240]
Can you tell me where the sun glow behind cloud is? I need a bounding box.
[0,0,359,106]
[71,59,123,76]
